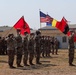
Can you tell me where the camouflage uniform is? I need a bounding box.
[0,37,2,55]
[35,31,42,64]
[47,36,51,57]
[54,38,59,55]
[1,37,7,55]
[16,34,23,67]
[68,33,75,66]
[40,36,45,57]
[23,36,29,66]
[28,33,35,65]
[45,37,48,57]
[51,37,55,54]
[7,34,16,68]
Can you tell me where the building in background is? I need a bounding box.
[39,24,76,48]
[0,26,36,37]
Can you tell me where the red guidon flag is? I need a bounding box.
[13,16,30,35]
[56,17,69,34]
[20,21,30,35]
[14,16,25,29]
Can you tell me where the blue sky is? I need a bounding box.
[0,0,76,29]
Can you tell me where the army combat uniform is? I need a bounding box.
[7,34,16,68]
[16,34,23,67]
[28,33,35,65]
[54,38,59,55]
[35,31,42,64]
[23,36,29,66]
[68,34,75,66]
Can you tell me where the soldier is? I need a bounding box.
[7,34,16,68]
[47,36,51,57]
[51,37,55,54]
[1,37,7,55]
[23,32,29,66]
[68,31,75,66]
[16,29,23,67]
[35,31,42,64]
[41,36,45,57]
[0,37,2,55]
[28,33,35,65]
[54,38,59,55]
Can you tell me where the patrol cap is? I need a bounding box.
[8,34,13,37]
[17,29,21,32]
[30,33,35,36]
[24,32,28,35]
[36,30,41,35]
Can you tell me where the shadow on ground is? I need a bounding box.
[16,63,57,70]
[0,60,8,63]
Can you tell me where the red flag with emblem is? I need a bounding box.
[13,16,30,35]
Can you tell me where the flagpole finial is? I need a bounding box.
[22,16,24,18]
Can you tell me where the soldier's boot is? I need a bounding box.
[69,62,75,66]
[48,53,51,57]
[69,63,75,66]
[17,64,23,67]
[56,49,58,55]
[24,61,29,66]
[36,57,42,65]
[10,66,16,69]
[29,60,34,65]
[17,58,23,67]
[9,63,16,68]
[17,62,23,67]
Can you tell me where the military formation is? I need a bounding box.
[6,29,60,68]
[0,29,75,69]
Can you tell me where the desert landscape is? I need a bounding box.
[0,49,76,75]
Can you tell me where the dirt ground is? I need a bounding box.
[0,49,76,75]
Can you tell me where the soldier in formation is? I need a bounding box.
[0,37,7,55]
[23,32,29,66]
[5,30,61,68]
[7,34,16,68]
[68,31,75,66]
[54,38,59,55]
[16,29,23,67]
[35,31,42,64]
[28,33,35,65]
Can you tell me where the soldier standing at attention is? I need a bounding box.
[54,38,59,55]
[16,29,23,67]
[0,37,2,55]
[68,31,75,66]
[28,33,35,65]
[51,37,55,55]
[7,34,16,68]
[35,31,42,64]
[23,32,29,66]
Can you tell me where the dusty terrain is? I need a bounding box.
[0,49,76,75]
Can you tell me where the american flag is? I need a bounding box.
[40,11,48,23]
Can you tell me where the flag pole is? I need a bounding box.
[39,9,41,28]
[4,27,14,37]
